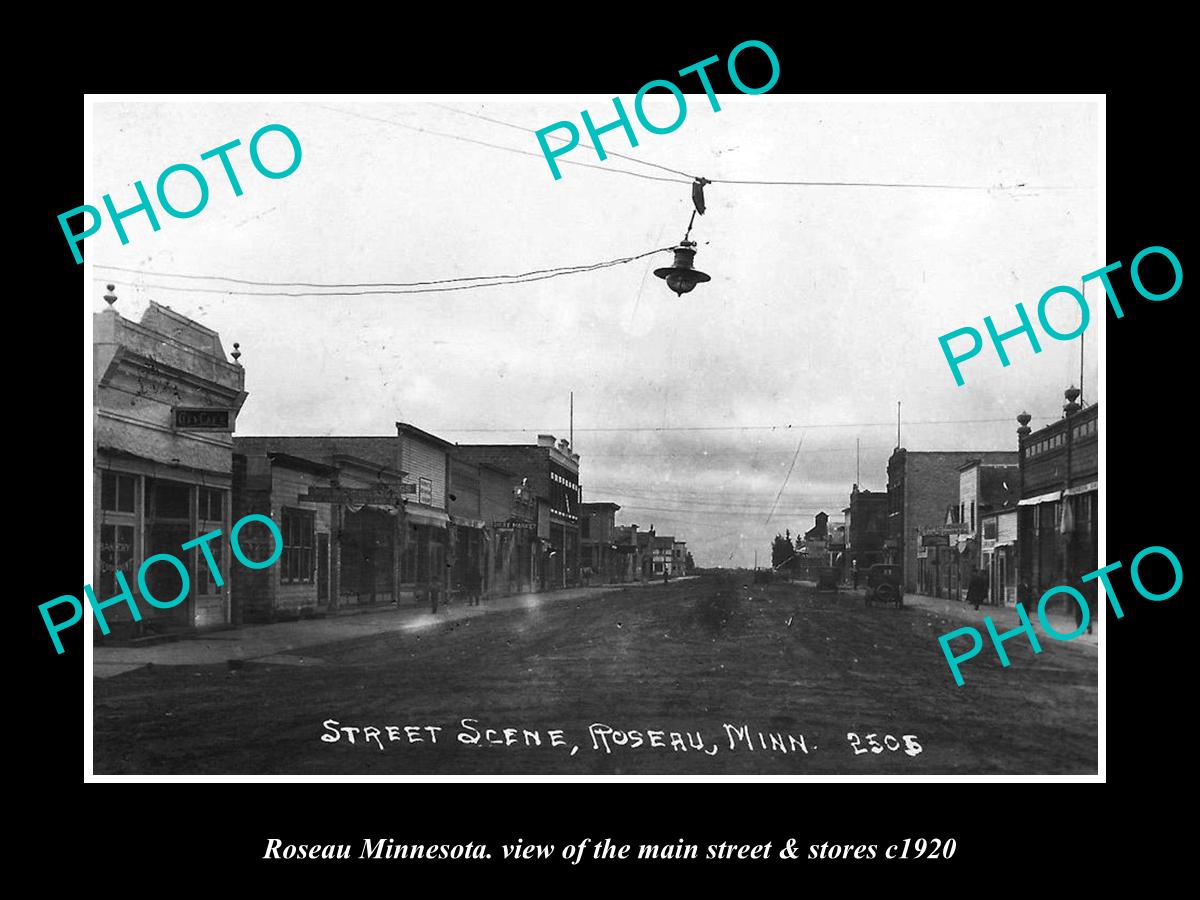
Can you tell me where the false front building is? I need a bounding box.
[231,423,452,615]
[1016,391,1098,609]
[93,292,247,637]
[886,448,1018,595]
[453,435,581,590]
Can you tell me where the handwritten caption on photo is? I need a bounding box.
[937,544,1182,686]
[264,835,956,863]
[321,717,924,760]
[938,245,1182,386]
[40,514,282,654]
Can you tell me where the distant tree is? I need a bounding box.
[685,551,695,572]
[771,532,794,569]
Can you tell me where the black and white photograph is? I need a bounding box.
[82,93,1104,778]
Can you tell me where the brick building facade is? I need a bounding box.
[886,448,1018,594]
[1016,395,1098,612]
[452,435,581,591]
[844,484,888,577]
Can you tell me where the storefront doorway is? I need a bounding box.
[339,507,395,606]
[143,477,195,631]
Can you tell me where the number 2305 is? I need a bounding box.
[847,732,922,757]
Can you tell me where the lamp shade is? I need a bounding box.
[654,244,711,297]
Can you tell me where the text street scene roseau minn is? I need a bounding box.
[83,88,1111,775]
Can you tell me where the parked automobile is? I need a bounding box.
[864,564,904,607]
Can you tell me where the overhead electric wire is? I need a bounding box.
[584,492,844,514]
[309,103,690,185]
[93,246,673,291]
[609,505,829,519]
[89,247,672,298]
[423,103,1083,191]
[584,444,897,458]
[430,102,696,181]
[439,415,1050,432]
[765,433,806,525]
[589,483,848,501]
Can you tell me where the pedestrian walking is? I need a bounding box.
[852,563,860,590]
[967,568,988,611]
[465,567,482,606]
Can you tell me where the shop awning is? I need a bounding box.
[1018,490,1062,507]
[450,515,486,529]
[1064,481,1098,497]
[404,506,450,528]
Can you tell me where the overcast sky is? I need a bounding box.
[90,98,1099,567]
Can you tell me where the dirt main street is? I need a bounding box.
[93,574,1098,775]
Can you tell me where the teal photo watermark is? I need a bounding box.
[42,513,283,654]
[535,40,780,181]
[937,544,1182,686]
[938,245,1183,387]
[58,123,302,264]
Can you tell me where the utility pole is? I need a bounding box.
[856,437,861,486]
[570,390,574,447]
[896,401,901,449]
[1079,280,1086,406]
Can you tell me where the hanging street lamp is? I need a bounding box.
[654,240,711,297]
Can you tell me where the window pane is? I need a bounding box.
[101,473,135,512]
[201,534,223,592]
[154,481,191,518]
[208,490,223,521]
[100,524,117,596]
[102,472,117,511]
[117,475,134,513]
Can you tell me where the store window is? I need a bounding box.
[282,507,315,584]
[197,533,224,593]
[196,488,225,594]
[101,472,136,513]
[199,487,224,522]
[152,481,191,519]
[99,523,135,597]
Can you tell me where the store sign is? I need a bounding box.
[302,484,416,504]
[492,519,537,531]
[173,407,232,430]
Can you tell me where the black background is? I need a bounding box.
[21,21,1187,888]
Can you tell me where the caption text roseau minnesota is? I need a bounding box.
[320,717,924,759]
[262,836,956,863]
